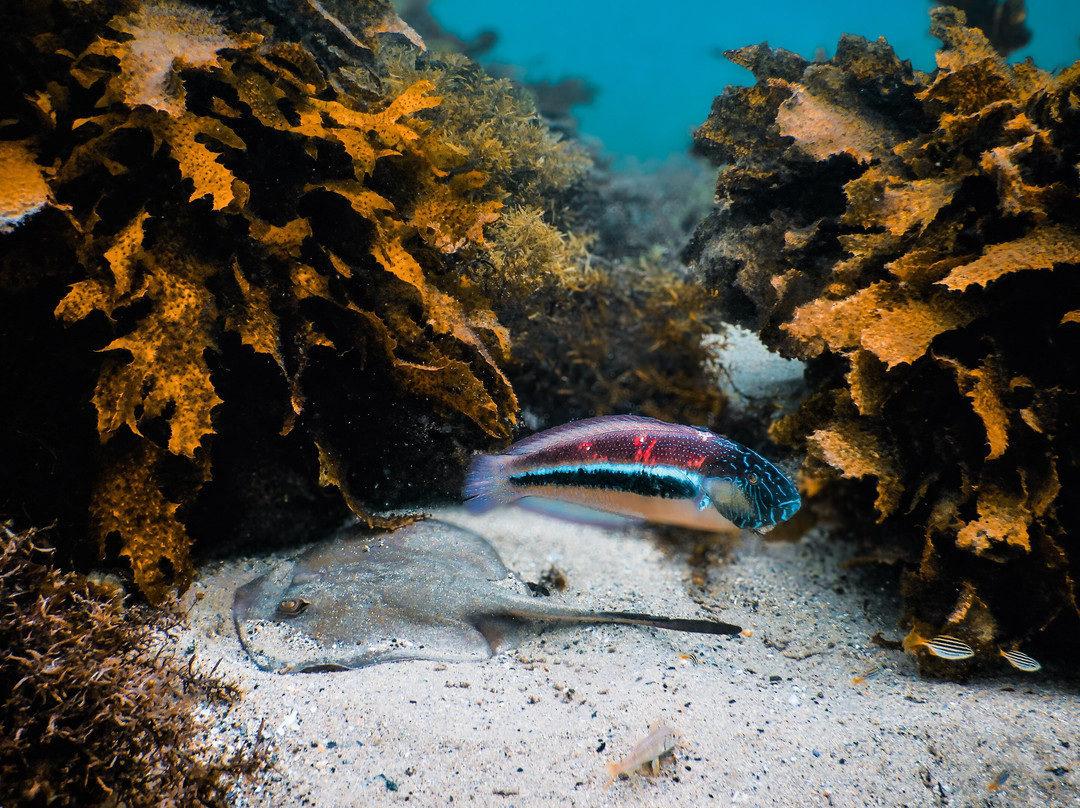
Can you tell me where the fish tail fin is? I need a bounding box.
[604,762,620,789]
[463,454,517,513]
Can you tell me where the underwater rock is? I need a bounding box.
[686,8,1080,668]
[704,324,805,420]
[933,0,1030,56]
[0,0,586,601]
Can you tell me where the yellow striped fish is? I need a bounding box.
[915,635,974,660]
[1000,648,1041,672]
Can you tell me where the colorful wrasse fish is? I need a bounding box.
[463,415,801,533]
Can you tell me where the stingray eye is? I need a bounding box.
[278,597,310,617]
[746,472,760,485]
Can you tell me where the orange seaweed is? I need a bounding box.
[2,0,586,602]
[689,7,1080,666]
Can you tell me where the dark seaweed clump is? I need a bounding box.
[0,525,262,807]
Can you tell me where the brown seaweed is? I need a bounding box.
[0,0,586,600]
[687,8,1080,668]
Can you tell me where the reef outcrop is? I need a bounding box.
[936,0,1030,55]
[687,8,1080,668]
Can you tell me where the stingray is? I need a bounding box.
[233,519,741,673]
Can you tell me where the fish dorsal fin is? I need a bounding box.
[504,415,671,456]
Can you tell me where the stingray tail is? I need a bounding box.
[588,610,743,636]
[506,604,742,636]
[463,454,519,513]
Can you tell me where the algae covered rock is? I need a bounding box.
[687,7,1080,667]
[933,0,1030,55]
[0,0,586,600]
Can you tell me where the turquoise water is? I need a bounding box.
[430,1,1080,163]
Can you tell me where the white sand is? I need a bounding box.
[180,507,1080,807]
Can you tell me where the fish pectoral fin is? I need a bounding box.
[516,496,643,529]
[473,616,507,653]
[472,615,529,654]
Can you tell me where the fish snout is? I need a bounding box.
[738,465,801,529]
[775,493,802,522]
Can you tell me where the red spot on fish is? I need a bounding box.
[631,435,659,463]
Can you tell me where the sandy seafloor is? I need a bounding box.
[178,506,1080,807]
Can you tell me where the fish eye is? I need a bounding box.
[746,472,760,485]
[278,597,310,617]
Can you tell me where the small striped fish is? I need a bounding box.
[851,663,885,685]
[916,635,975,660]
[463,415,801,532]
[1000,648,1041,672]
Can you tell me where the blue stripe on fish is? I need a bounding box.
[509,463,702,501]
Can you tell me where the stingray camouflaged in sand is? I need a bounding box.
[178,508,1080,807]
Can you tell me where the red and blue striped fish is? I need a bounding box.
[463,415,801,533]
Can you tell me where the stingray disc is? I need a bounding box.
[233,520,528,673]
